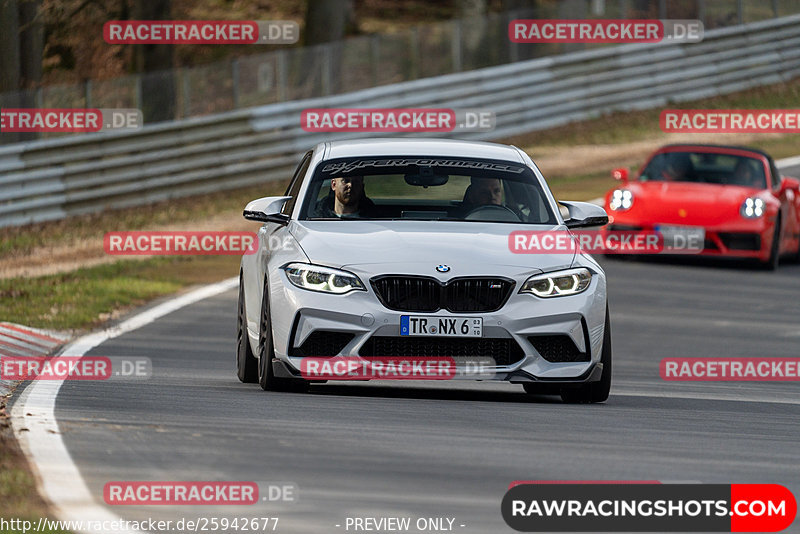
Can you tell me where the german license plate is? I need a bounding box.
[655,224,705,251]
[400,316,482,337]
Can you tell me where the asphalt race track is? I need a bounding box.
[13,255,800,534]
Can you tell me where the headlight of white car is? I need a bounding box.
[609,189,633,211]
[520,268,592,298]
[283,263,366,294]
[740,197,765,219]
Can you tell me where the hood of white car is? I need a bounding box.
[289,220,575,277]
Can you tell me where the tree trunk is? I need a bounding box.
[0,0,22,143]
[0,0,21,94]
[18,0,43,91]
[302,0,352,95]
[134,0,176,123]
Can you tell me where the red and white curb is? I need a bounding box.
[0,322,69,396]
[11,277,238,534]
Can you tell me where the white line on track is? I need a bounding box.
[11,277,238,534]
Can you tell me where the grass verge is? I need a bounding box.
[0,256,241,331]
[0,397,69,534]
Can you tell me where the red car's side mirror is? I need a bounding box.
[612,168,629,183]
[780,176,800,193]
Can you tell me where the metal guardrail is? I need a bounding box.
[2,14,800,228]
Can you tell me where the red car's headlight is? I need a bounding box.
[609,189,633,211]
[740,197,765,219]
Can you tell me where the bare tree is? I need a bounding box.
[134,0,176,122]
[301,0,354,95]
[18,0,43,91]
[0,0,21,95]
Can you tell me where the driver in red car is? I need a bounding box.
[731,159,764,188]
[661,153,694,182]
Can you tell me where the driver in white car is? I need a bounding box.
[462,177,503,210]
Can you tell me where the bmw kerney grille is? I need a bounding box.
[528,335,589,363]
[359,336,524,366]
[371,276,514,313]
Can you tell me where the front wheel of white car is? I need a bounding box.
[257,279,307,392]
[236,274,258,383]
[560,306,612,404]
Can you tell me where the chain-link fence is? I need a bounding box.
[0,0,795,143]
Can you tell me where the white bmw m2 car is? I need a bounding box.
[237,138,612,403]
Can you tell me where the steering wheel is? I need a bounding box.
[464,204,522,222]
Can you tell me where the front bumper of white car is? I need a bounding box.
[262,259,608,385]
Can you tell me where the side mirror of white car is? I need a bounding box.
[243,196,292,224]
[561,201,609,229]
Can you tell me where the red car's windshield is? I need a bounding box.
[639,152,767,188]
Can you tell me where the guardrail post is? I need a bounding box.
[772,0,778,16]
[698,0,706,25]
[737,0,744,24]
[658,0,666,18]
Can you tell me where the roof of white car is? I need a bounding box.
[324,138,525,162]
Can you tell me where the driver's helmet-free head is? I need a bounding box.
[463,177,503,207]
[663,152,693,180]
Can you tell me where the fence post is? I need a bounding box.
[409,27,419,80]
[277,49,287,102]
[371,35,380,85]
[452,19,463,71]
[84,79,92,107]
[322,44,332,96]
[232,59,240,108]
[182,69,191,118]
[135,74,142,111]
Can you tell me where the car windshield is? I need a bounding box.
[300,156,557,224]
[639,151,767,188]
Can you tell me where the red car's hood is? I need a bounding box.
[613,181,762,225]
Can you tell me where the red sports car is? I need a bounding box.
[604,144,800,269]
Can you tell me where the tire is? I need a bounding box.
[560,306,612,404]
[236,274,258,383]
[761,219,781,271]
[257,278,306,392]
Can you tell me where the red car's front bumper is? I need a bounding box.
[604,217,775,261]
